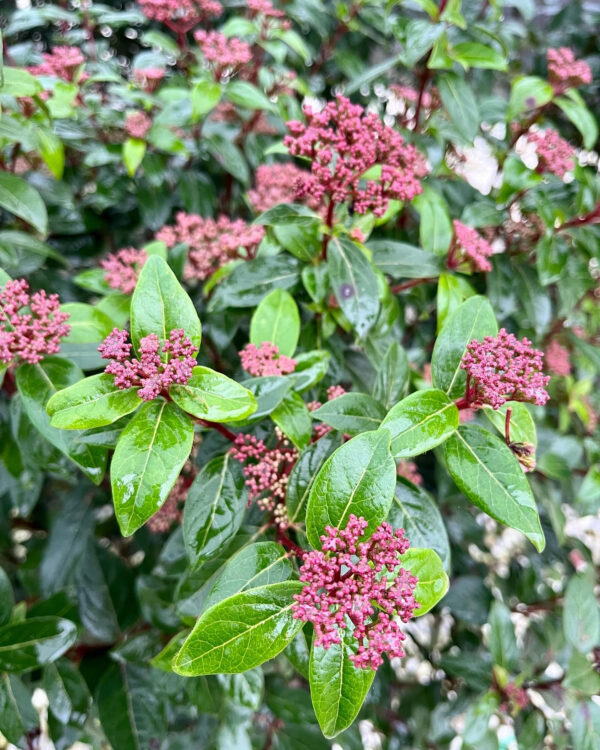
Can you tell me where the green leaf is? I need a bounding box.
[191,80,222,122]
[431,295,498,398]
[226,80,277,112]
[250,288,300,357]
[0,67,43,96]
[388,479,451,572]
[488,601,519,671]
[286,433,342,525]
[183,454,248,568]
[483,402,537,446]
[400,548,449,615]
[15,358,108,484]
[47,373,140,429]
[60,303,116,343]
[173,581,305,675]
[255,203,321,227]
[111,400,194,536]
[0,568,14,626]
[206,134,249,184]
[0,673,36,745]
[380,389,459,458]
[327,236,380,339]
[0,172,48,235]
[437,72,479,142]
[445,424,545,551]
[271,392,313,450]
[372,342,409,409]
[130,255,202,353]
[37,128,65,179]
[507,76,554,120]
[96,664,165,750]
[273,222,322,262]
[555,90,598,150]
[312,393,387,436]
[169,366,257,422]
[286,350,331,392]
[306,430,396,548]
[571,700,600,750]
[0,617,77,672]
[369,240,442,279]
[450,42,507,71]
[309,632,375,739]
[123,137,146,176]
[413,188,453,256]
[209,256,299,311]
[204,542,293,611]
[564,571,600,654]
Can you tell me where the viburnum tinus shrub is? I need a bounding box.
[0,0,599,747]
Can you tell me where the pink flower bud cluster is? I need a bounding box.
[28,46,85,82]
[239,342,296,377]
[138,0,222,31]
[526,129,575,178]
[284,95,428,217]
[547,47,592,93]
[231,431,298,514]
[248,163,314,213]
[397,460,423,486]
[132,67,166,92]
[461,328,550,409]
[125,112,153,139]
[100,247,148,295]
[98,328,198,401]
[449,220,494,272]
[545,339,571,376]
[292,514,418,670]
[156,213,265,282]
[247,0,286,18]
[0,279,70,366]
[194,31,252,79]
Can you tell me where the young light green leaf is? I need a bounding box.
[400,548,449,615]
[508,76,554,120]
[130,255,201,353]
[431,295,498,398]
[483,402,537,446]
[380,389,459,458]
[111,400,194,536]
[327,236,380,338]
[169,366,257,422]
[0,617,77,672]
[312,393,387,436]
[309,633,375,739]
[250,288,300,357]
[183,454,248,568]
[123,137,146,176]
[47,373,140,429]
[173,581,305,675]
[306,430,396,548]
[445,424,545,551]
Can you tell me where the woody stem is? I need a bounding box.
[505,407,512,445]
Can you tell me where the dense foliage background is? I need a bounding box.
[0,0,600,748]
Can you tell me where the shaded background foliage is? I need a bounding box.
[0,0,599,748]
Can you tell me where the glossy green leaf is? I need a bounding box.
[0,171,48,235]
[563,571,600,654]
[437,72,479,142]
[60,302,116,343]
[372,341,409,409]
[226,80,277,112]
[191,80,221,121]
[413,188,453,256]
[369,240,442,279]
[286,433,343,525]
[206,133,249,184]
[309,633,375,739]
[0,617,77,672]
[380,389,459,458]
[508,76,554,120]
[488,601,518,670]
[204,542,293,610]
[555,90,598,150]
[255,203,322,227]
[327,236,380,338]
[0,673,36,745]
[208,255,299,311]
[123,137,146,176]
[0,567,14,627]
[250,288,300,357]
[286,350,331,392]
[37,128,65,179]
[484,402,537,446]
[305,430,396,548]
[431,295,498,398]
[47,373,140,429]
[173,581,305,675]
[271,391,313,450]
[450,42,507,71]
[111,400,194,536]
[183,453,248,568]
[169,366,257,422]
[15,358,108,484]
[388,479,451,572]
[445,424,545,551]
[312,393,386,436]
[130,255,202,353]
[400,548,449,615]
[240,376,291,421]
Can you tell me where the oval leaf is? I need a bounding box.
[250,288,300,357]
[0,172,48,236]
[169,365,257,422]
[312,393,387,436]
[400,548,449,615]
[0,617,77,673]
[173,581,305,675]
[111,400,194,536]
[445,424,545,551]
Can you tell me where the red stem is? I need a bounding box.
[413,0,449,130]
[505,407,512,445]
[321,199,335,259]
[557,202,600,231]
[390,277,436,294]
[198,419,236,441]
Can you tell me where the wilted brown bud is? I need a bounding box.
[509,442,536,472]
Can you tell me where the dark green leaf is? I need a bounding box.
[0,617,77,672]
[271,392,313,450]
[0,567,14,626]
[0,170,48,235]
[488,601,519,670]
[255,203,321,227]
[369,240,442,279]
[312,393,386,436]
[372,342,409,409]
[209,256,300,311]
[437,72,480,142]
